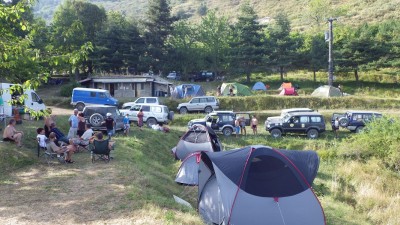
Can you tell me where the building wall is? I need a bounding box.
[89,81,169,98]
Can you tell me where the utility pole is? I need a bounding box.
[327,18,337,86]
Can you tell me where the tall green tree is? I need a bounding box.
[267,13,303,81]
[93,12,145,73]
[168,20,202,78]
[300,33,327,82]
[197,11,231,75]
[228,3,266,83]
[143,0,175,73]
[50,0,105,77]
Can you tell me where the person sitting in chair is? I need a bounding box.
[91,132,113,159]
[48,132,75,163]
[3,119,24,147]
[70,124,94,146]
[49,123,70,145]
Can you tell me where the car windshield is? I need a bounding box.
[282,113,291,122]
[105,92,111,98]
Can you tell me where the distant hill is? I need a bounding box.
[33,0,400,30]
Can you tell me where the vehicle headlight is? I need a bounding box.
[267,124,270,128]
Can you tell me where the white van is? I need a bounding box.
[0,83,46,119]
[120,103,173,127]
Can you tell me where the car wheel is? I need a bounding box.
[89,113,104,127]
[339,117,349,127]
[76,103,85,111]
[146,118,157,127]
[307,129,319,139]
[270,129,282,138]
[222,127,233,136]
[179,107,188,114]
[204,106,213,114]
[355,126,364,133]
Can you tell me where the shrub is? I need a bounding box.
[336,117,400,171]
[60,82,80,97]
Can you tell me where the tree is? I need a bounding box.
[267,13,303,81]
[50,0,105,77]
[228,3,266,83]
[168,20,203,78]
[143,0,175,73]
[197,11,231,75]
[300,33,327,82]
[93,12,145,73]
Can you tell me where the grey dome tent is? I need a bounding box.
[311,85,342,97]
[171,84,205,99]
[171,124,222,161]
[173,124,222,186]
[198,145,325,225]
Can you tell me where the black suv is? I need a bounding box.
[190,71,216,82]
[187,111,250,136]
[266,111,326,139]
[82,105,124,131]
[332,110,382,133]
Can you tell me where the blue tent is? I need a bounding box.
[252,81,267,91]
[172,84,205,99]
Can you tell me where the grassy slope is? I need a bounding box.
[33,0,400,29]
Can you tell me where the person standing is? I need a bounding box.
[217,85,221,96]
[3,119,24,147]
[123,113,130,136]
[234,117,240,138]
[240,116,247,136]
[137,109,144,131]
[67,109,79,138]
[251,115,258,135]
[333,117,340,138]
[103,113,115,138]
[229,85,234,97]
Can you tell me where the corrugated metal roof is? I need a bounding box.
[92,78,154,83]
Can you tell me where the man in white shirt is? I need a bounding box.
[70,124,93,146]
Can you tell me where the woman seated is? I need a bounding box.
[48,132,76,163]
[3,119,24,147]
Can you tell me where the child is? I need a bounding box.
[234,117,240,138]
[48,132,75,163]
[251,115,258,135]
[36,127,47,148]
[123,113,130,136]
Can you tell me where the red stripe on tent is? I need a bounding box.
[271,148,326,225]
[181,151,203,165]
[227,147,255,225]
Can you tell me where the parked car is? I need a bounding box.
[82,105,124,131]
[166,71,181,80]
[177,96,219,114]
[266,111,326,139]
[190,71,216,82]
[71,87,118,111]
[188,111,250,136]
[122,97,160,109]
[264,108,315,126]
[332,110,382,133]
[120,103,174,127]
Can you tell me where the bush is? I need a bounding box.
[336,117,400,170]
[60,82,80,97]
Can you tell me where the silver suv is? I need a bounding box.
[177,96,219,114]
[120,103,173,127]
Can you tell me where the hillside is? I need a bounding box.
[33,0,400,29]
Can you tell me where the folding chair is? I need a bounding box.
[43,144,66,166]
[36,138,47,158]
[90,138,111,163]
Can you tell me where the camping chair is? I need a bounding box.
[90,138,111,163]
[36,137,47,158]
[43,144,66,166]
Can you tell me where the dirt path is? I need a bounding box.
[0,159,139,225]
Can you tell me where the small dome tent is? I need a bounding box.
[279,87,298,96]
[252,81,267,91]
[198,145,325,225]
[311,85,342,97]
[220,82,253,96]
[278,82,292,90]
[171,84,205,99]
